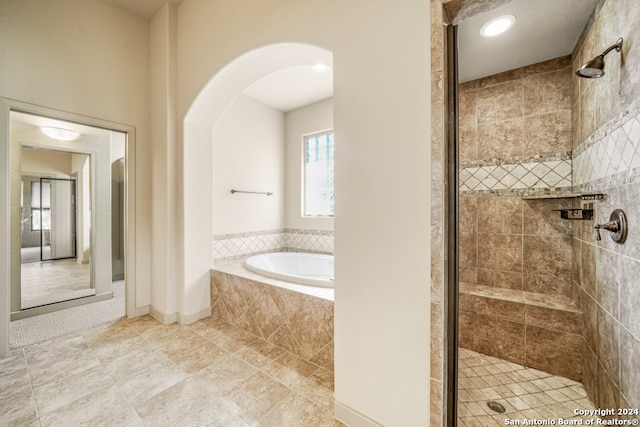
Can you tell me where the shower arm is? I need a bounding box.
[599,38,623,57]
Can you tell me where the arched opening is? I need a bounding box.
[181,43,333,318]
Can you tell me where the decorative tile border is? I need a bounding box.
[460,154,572,195]
[213,228,334,263]
[573,99,640,191]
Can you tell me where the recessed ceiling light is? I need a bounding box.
[312,63,331,74]
[41,126,80,141]
[480,15,516,37]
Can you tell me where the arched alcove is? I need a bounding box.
[180,43,333,322]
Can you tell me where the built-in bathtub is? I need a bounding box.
[210,253,334,370]
[244,252,334,288]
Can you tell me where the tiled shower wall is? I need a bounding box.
[571,0,640,413]
[458,56,574,290]
[213,229,334,263]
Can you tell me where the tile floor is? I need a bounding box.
[458,348,599,426]
[21,259,93,309]
[1,315,343,427]
[3,312,604,426]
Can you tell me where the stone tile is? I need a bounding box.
[165,340,229,374]
[595,247,620,318]
[460,126,478,161]
[474,315,525,365]
[193,354,259,397]
[526,305,582,335]
[525,325,582,380]
[477,80,522,123]
[460,232,478,268]
[309,341,334,372]
[478,68,523,88]
[263,351,319,389]
[474,297,525,323]
[619,328,640,411]
[478,234,523,273]
[620,256,640,339]
[581,291,598,354]
[523,69,571,117]
[523,274,572,298]
[581,242,596,298]
[523,236,572,278]
[597,308,620,385]
[32,363,115,416]
[235,338,286,369]
[477,269,522,290]
[597,364,621,416]
[133,377,248,427]
[226,372,292,424]
[260,391,337,427]
[478,119,523,159]
[522,56,571,77]
[38,384,138,427]
[459,311,475,350]
[0,387,38,426]
[209,327,258,353]
[459,196,477,234]
[295,367,334,409]
[522,198,572,237]
[459,87,477,128]
[477,197,522,234]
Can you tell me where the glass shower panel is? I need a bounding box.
[40,178,76,261]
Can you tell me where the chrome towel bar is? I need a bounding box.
[230,189,273,196]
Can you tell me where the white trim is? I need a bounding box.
[0,98,138,356]
[149,305,178,324]
[334,400,384,427]
[178,307,211,325]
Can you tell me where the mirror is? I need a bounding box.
[10,111,124,319]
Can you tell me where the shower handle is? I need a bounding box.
[594,209,627,243]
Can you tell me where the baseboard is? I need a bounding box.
[149,305,178,324]
[131,305,150,318]
[334,400,383,427]
[178,307,211,325]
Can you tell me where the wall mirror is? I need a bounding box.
[10,111,125,319]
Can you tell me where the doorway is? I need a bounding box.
[0,98,138,356]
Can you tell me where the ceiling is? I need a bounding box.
[96,0,600,111]
[107,0,182,20]
[458,0,600,82]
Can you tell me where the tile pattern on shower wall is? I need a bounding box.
[210,270,334,372]
[573,99,640,191]
[460,156,572,195]
[213,229,334,263]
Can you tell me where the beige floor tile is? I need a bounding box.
[262,351,319,388]
[226,371,292,424]
[234,338,286,368]
[294,367,334,409]
[260,392,338,427]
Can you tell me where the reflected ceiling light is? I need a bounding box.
[312,63,331,74]
[41,126,80,141]
[480,15,516,37]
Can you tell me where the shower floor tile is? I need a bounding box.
[458,348,598,426]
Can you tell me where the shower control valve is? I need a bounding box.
[594,209,627,243]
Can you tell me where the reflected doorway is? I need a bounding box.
[20,151,94,309]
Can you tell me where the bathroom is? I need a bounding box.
[431,0,640,423]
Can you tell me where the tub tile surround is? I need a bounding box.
[210,266,334,372]
[213,228,334,263]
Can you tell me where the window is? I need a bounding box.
[303,131,334,216]
[30,181,51,231]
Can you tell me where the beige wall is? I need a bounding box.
[0,0,152,316]
[572,0,640,415]
[213,94,285,235]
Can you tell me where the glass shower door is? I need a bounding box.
[39,178,76,261]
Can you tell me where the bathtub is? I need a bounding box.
[244,252,334,287]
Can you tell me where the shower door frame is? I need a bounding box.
[38,177,78,262]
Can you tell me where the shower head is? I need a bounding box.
[576,38,623,78]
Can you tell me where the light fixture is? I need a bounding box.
[41,126,80,141]
[312,63,331,74]
[480,15,516,37]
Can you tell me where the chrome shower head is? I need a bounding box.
[576,38,623,79]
